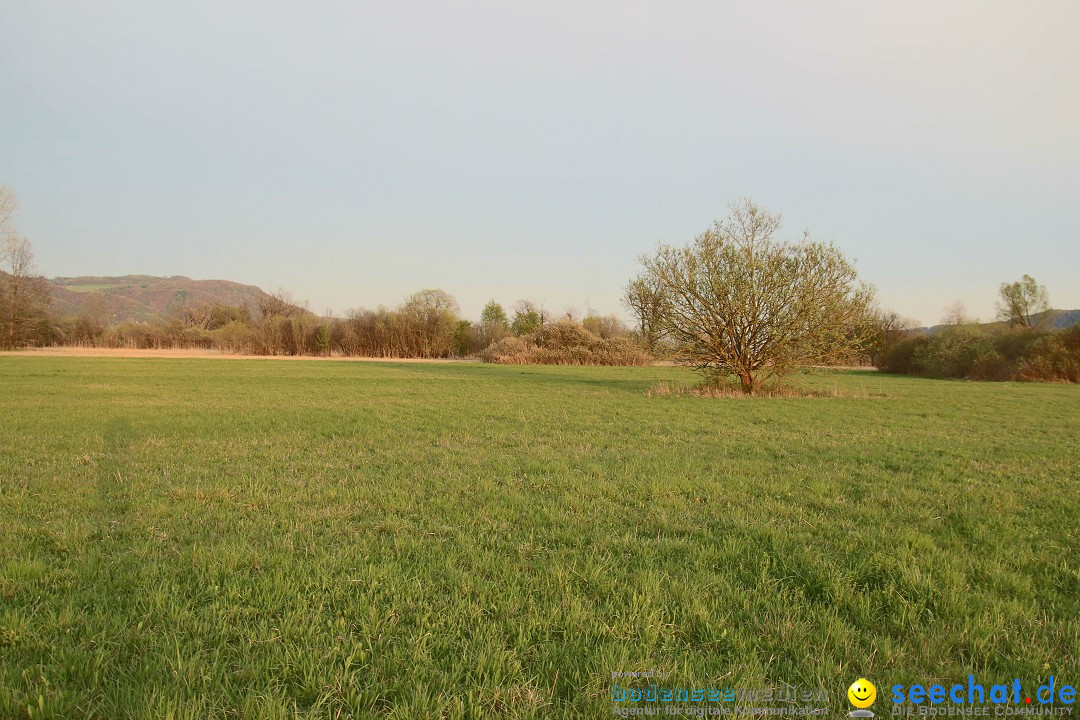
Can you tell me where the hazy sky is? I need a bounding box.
[2,1,1078,324]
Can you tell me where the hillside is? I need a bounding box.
[922,309,1080,335]
[48,275,273,324]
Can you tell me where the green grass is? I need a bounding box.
[57,285,122,293]
[1,358,1077,718]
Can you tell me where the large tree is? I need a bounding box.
[996,274,1050,329]
[632,199,874,393]
[401,288,460,358]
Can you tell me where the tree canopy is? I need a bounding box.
[631,199,874,393]
[996,274,1050,329]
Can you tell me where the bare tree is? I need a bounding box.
[941,300,973,326]
[996,274,1051,329]
[1,238,52,349]
[0,187,17,244]
[401,289,460,357]
[622,275,667,351]
[633,199,874,393]
[0,189,52,349]
[511,300,543,336]
[256,289,306,320]
[74,292,108,344]
[863,306,919,366]
[582,312,629,339]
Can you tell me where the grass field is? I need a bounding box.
[56,285,123,293]
[1,358,1077,718]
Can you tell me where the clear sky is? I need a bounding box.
[2,1,1078,325]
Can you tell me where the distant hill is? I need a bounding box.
[48,275,274,324]
[921,309,1080,335]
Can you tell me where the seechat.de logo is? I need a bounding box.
[849,679,878,718]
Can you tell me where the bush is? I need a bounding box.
[876,325,1080,383]
[910,326,987,378]
[481,320,651,366]
[214,320,257,354]
[582,313,629,339]
[876,335,928,374]
[1017,326,1080,382]
[968,349,1010,381]
[103,323,165,349]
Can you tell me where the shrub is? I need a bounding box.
[968,349,1010,381]
[1017,326,1080,382]
[581,313,629,339]
[453,320,484,357]
[214,320,257,354]
[173,325,216,349]
[910,327,986,378]
[481,320,651,366]
[103,323,165,349]
[876,335,928,374]
[876,324,1080,383]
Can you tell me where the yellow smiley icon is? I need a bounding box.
[848,679,877,709]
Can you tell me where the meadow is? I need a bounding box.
[0,357,1077,718]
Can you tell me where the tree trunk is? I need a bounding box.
[7,279,16,350]
[738,370,754,394]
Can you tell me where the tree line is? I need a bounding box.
[4,185,1075,385]
[6,279,640,362]
[873,276,1078,382]
[2,186,641,361]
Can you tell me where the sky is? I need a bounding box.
[2,1,1078,325]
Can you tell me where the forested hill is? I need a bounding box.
[48,275,273,324]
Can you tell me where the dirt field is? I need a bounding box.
[0,347,880,371]
[0,347,473,362]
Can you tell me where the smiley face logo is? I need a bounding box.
[848,679,877,709]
